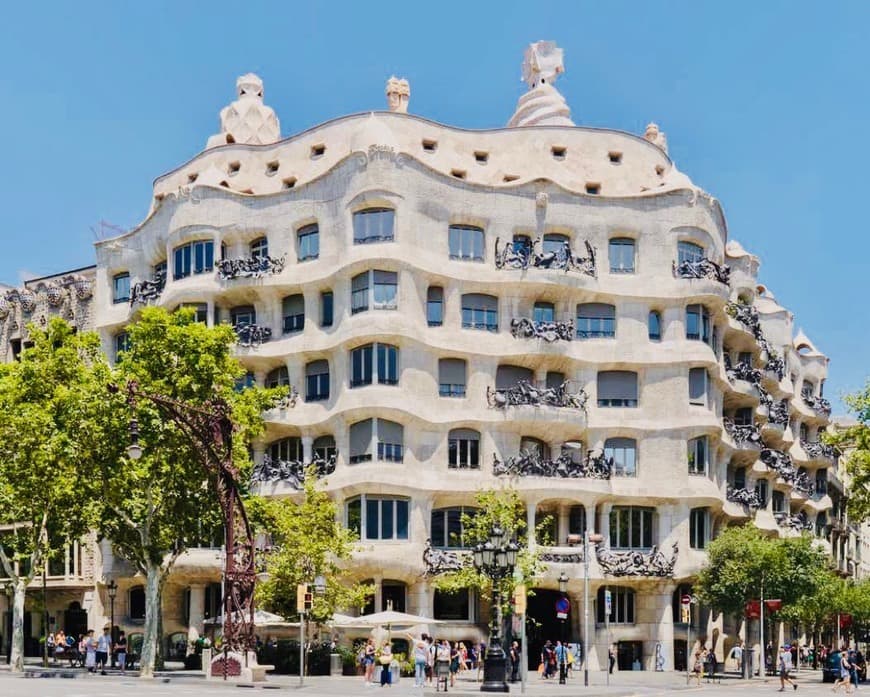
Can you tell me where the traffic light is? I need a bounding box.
[304,587,313,612]
[297,583,314,613]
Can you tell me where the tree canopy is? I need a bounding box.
[828,379,870,522]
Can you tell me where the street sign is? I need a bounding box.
[556,596,570,620]
[604,590,612,616]
[681,594,692,605]
[745,600,760,618]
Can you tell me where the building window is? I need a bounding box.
[313,435,336,461]
[533,302,555,324]
[801,380,814,399]
[129,586,146,620]
[734,407,754,426]
[434,589,471,621]
[689,368,707,406]
[282,294,305,334]
[815,512,827,537]
[346,495,409,540]
[597,371,638,408]
[234,371,255,392]
[448,428,480,469]
[153,260,168,282]
[114,332,131,359]
[690,508,709,550]
[297,224,319,261]
[576,303,616,339]
[352,270,398,313]
[427,286,444,327]
[320,291,333,328]
[439,358,467,397]
[597,587,635,624]
[266,366,289,388]
[799,422,809,441]
[648,311,662,341]
[569,505,586,536]
[178,303,207,323]
[350,343,399,387]
[173,240,214,279]
[688,436,708,475]
[376,419,404,463]
[772,490,786,514]
[542,234,569,257]
[496,365,534,391]
[609,507,654,550]
[609,238,635,274]
[230,305,256,328]
[678,240,704,265]
[349,419,373,463]
[250,236,268,259]
[755,480,769,507]
[733,466,746,489]
[353,208,395,244]
[448,225,485,261]
[461,293,498,331]
[815,469,828,496]
[305,360,330,401]
[269,437,303,462]
[738,351,753,366]
[113,272,130,304]
[686,304,711,343]
[431,507,478,549]
[605,438,637,477]
[520,437,550,462]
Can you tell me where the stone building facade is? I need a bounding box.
[2,45,846,669]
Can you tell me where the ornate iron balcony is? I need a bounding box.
[129,270,166,306]
[486,379,588,411]
[761,342,786,381]
[793,471,814,498]
[725,356,763,386]
[801,440,838,460]
[760,448,799,484]
[509,317,574,343]
[494,237,596,276]
[423,539,471,576]
[672,257,730,285]
[726,486,763,508]
[595,542,678,577]
[725,301,762,338]
[539,549,585,564]
[217,254,285,280]
[774,511,813,532]
[723,418,762,448]
[764,398,790,427]
[251,452,336,489]
[802,394,832,417]
[234,324,272,347]
[492,449,612,479]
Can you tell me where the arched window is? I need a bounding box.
[282,294,304,333]
[439,358,467,397]
[266,366,289,388]
[250,236,268,259]
[496,365,534,390]
[604,438,637,477]
[129,586,146,621]
[427,287,444,327]
[353,208,395,244]
[648,311,662,341]
[609,507,654,549]
[597,587,635,624]
[346,495,410,540]
[350,343,398,387]
[609,237,635,274]
[114,332,131,359]
[690,508,709,549]
[461,293,498,331]
[173,240,214,279]
[305,360,330,401]
[113,272,130,304]
[377,419,404,462]
[268,437,303,463]
[686,304,711,343]
[349,419,373,463]
[677,241,704,265]
[313,435,336,461]
[448,428,480,469]
[688,436,709,475]
[520,436,550,461]
[448,225,485,261]
[533,301,555,324]
[576,303,616,339]
[297,224,319,261]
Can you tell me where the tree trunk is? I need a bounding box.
[139,562,163,679]
[8,577,27,672]
[155,580,164,671]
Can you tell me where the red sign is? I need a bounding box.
[745,600,760,618]
[765,599,782,613]
[555,597,570,620]
[839,614,853,629]
[681,594,692,605]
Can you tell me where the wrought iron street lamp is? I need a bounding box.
[472,526,519,693]
[107,579,118,668]
[558,571,569,684]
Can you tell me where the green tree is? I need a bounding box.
[94,307,278,678]
[248,471,371,623]
[432,487,549,601]
[0,320,111,671]
[780,570,849,666]
[696,524,829,618]
[828,379,870,521]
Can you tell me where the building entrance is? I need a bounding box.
[674,638,687,671]
[617,640,643,671]
[525,588,573,670]
[64,601,88,640]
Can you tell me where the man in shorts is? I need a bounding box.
[778,645,797,691]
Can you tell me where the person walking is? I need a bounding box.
[833,649,853,694]
[689,650,704,686]
[609,644,616,674]
[115,630,127,675]
[413,638,428,687]
[509,641,520,683]
[96,625,111,675]
[83,629,97,673]
[777,645,797,691]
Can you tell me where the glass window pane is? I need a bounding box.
[431,511,446,547]
[381,500,394,539]
[365,498,379,540]
[396,500,408,539]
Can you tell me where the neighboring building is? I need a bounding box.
[1,43,844,669]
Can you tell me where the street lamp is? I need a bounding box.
[107,579,118,668]
[583,531,604,687]
[558,571,569,684]
[472,526,519,693]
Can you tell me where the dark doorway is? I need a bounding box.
[674,639,687,672]
[525,588,572,670]
[4,609,35,657]
[617,640,643,671]
[64,601,88,640]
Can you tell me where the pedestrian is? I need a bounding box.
[115,630,127,675]
[83,629,97,673]
[413,637,428,687]
[509,641,520,683]
[833,649,853,694]
[689,650,703,686]
[96,624,111,675]
[379,641,393,687]
[555,640,568,680]
[363,637,376,685]
[847,649,859,690]
[777,645,797,691]
[425,635,436,686]
[449,642,460,687]
[733,642,743,673]
[609,644,616,675]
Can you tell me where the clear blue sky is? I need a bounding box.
[0,1,867,412]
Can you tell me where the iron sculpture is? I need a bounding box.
[492,449,612,479]
[509,317,574,343]
[251,452,336,489]
[595,542,678,577]
[234,324,272,348]
[672,257,730,285]
[217,255,286,280]
[494,237,596,276]
[726,486,763,508]
[129,270,166,306]
[422,539,471,576]
[486,379,588,411]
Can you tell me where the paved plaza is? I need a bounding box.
[0,668,846,697]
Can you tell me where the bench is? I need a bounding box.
[52,648,83,668]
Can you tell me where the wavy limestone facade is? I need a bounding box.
[7,45,840,669]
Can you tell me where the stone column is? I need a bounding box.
[188,584,206,647]
[301,436,313,464]
[414,580,431,617]
[584,503,595,538]
[598,503,612,544]
[373,577,384,613]
[647,585,675,671]
[558,506,569,546]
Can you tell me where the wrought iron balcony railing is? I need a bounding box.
[672,257,730,285]
[234,324,272,347]
[509,317,574,343]
[725,356,763,386]
[217,254,285,280]
[801,440,838,461]
[423,540,471,576]
[251,452,336,489]
[760,448,800,486]
[793,471,814,498]
[492,449,612,479]
[595,542,678,577]
[802,394,832,417]
[774,511,813,532]
[726,486,763,508]
[494,237,596,276]
[129,270,166,306]
[486,379,588,411]
[725,301,762,338]
[723,418,762,448]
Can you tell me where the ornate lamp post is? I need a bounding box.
[114,381,259,676]
[107,579,118,668]
[472,526,519,693]
[558,571,569,684]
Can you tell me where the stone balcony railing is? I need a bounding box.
[509,317,574,343]
[672,257,730,285]
[129,271,166,305]
[595,542,678,577]
[726,486,764,508]
[216,254,286,280]
[494,237,596,276]
[251,452,336,489]
[486,379,588,411]
[492,450,612,479]
[234,323,272,347]
[723,418,762,448]
[802,394,832,417]
[801,440,838,461]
